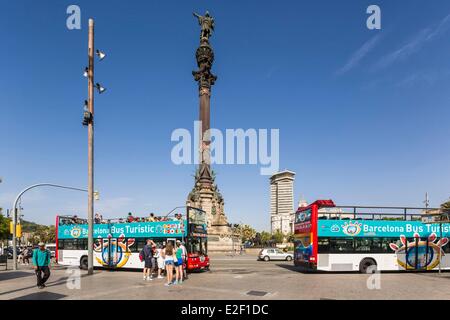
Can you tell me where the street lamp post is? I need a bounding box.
[11,183,88,270]
[83,18,106,275]
[87,18,95,276]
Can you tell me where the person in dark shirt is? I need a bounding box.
[142,239,155,281]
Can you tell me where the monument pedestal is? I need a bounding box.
[187,173,236,253]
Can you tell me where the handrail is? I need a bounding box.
[334,205,440,210]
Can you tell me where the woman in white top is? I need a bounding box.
[156,245,165,279]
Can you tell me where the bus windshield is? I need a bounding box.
[188,207,207,225]
[188,237,207,255]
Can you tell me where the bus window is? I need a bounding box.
[355,238,371,252]
[318,238,330,253]
[77,239,88,250]
[371,238,383,253]
[135,239,146,253]
[64,240,75,250]
[188,207,207,225]
[189,238,206,255]
[329,238,354,253]
[189,238,200,254]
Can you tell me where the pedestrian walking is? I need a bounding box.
[141,239,155,281]
[22,247,30,265]
[18,249,24,265]
[32,242,52,289]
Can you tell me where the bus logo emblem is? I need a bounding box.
[330,224,340,232]
[342,221,362,236]
[70,226,82,238]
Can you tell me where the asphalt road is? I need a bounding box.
[2,254,450,300]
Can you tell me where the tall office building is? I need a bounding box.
[270,170,296,235]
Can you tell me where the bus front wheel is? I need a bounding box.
[80,256,88,270]
[359,258,377,273]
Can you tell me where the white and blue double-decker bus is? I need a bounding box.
[294,200,450,272]
[56,207,210,271]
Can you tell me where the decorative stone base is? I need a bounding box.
[207,233,241,253]
[187,170,236,253]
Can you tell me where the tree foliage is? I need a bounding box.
[272,229,284,244]
[286,232,295,243]
[28,225,56,244]
[441,200,450,211]
[236,224,256,242]
[260,231,272,244]
[0,211,10,241]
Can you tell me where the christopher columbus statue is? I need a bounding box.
[193,11,215,42]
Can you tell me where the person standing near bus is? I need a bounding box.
[163,243,175,286]
[32,242,51,289]
[176,240,188,280]
[174,242,184,284]
[142,239,155,281]
[156,244,165,279]
[151,243,157,278]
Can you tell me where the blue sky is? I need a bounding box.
[1,0,450,231]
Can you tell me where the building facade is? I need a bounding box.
[270,170,296,235]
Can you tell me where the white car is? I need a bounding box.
[46,243,56,258]
[258,248,293,261]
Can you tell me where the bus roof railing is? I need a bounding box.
[57,213,187,225]
[334,205,441,210]
[312,205,449,221]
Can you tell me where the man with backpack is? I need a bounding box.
[140,239,155,281]
[32,242,51,289]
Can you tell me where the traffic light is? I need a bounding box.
[82,100,92,126]
[82,111,93,126]
[10,222,22,238]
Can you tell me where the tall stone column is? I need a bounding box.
[187,11,236,252]
[193,41,216,189]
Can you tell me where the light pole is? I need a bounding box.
[83,18,106,275]
[11,183,88,270]
[87,18,95,276]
